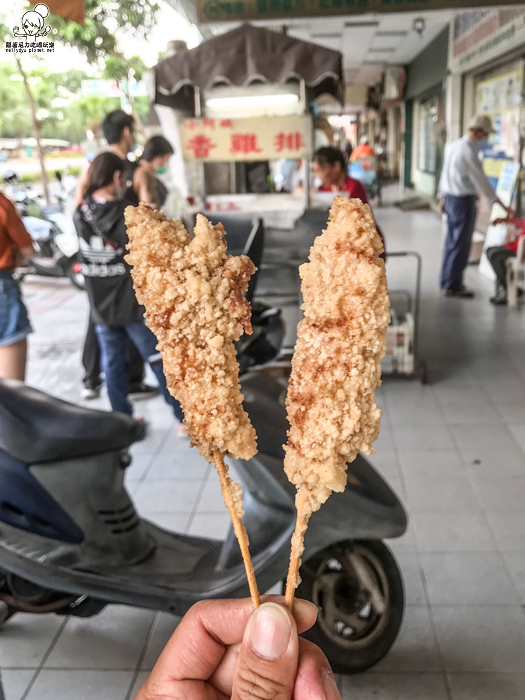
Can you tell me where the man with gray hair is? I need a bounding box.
[438,115,512,298]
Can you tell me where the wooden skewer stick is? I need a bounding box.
[213,450,260,609]
[284,509,311,610]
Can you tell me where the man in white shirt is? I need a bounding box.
[438,115,511,298]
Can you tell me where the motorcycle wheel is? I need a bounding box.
[294,539,404,674]
[67,261,86,291]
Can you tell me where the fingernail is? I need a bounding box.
[293,598,318,618]
[249,602,292,659]
[322,669,341,700]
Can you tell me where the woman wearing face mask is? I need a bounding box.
[74,152,186,433]
[133,136,174,208]
[312,146,384,248]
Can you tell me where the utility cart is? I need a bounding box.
[382,251,427,384]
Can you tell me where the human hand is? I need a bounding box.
[501,203,515,217]
[134,596,341,700]
[439,198,445,214]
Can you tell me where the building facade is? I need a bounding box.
[402,28,449,199]
[446,8,525,227]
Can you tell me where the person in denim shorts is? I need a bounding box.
[0,192,34,380]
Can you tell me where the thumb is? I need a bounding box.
[232,602,298,700]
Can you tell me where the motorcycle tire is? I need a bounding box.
[66,261,86,291]
[294,539,404,674]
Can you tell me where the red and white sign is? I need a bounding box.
[181,115,312,162]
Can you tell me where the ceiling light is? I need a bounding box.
[412,17,426,37]
[344,21,379,27]
[206,94,300,108]
[375,30,408,36]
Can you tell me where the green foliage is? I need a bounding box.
[103,55,147,84]
[0,2,158,146]
[0,58,134,143]
[49,0,160,64]
[19,165,82,183]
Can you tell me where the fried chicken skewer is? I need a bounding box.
[125,205,260,608]
[283,197,390,610]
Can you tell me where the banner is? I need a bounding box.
[180,115,312,162]
[198,0,525,24]
[475,67,522,187]
[450,9,525,73]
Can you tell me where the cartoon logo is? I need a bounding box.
[13,4,51,43]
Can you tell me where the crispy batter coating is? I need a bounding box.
[124,205,257,463]
[284,196,390,516]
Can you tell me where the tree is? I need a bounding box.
[0,19,51,200]
[49,0,160,64]
[103,54,148,140]
[1,1,160,200]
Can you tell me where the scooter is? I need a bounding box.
[3,171,84,290]
[19,206,85,290]
[0,371,407,673]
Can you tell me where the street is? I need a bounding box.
[4,197,525,700]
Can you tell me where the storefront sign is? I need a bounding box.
[450,9,525,73]
[180,115,312,162]
[198,0,525,24]
[475,68,522,187]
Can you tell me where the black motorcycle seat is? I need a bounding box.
[0,380,142,463]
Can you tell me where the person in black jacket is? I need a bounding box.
[77,110,154,401]
[74,152,185,430]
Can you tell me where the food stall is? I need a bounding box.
[147,24,344,224]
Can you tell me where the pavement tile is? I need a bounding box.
[342,673,449,700]
[140,613,179,671]
[129,671,149,699]
[421,553,518,604]
[447,673,525,700]
[405,476,480,512]
[398,450,466,478]
[433,605,525,672]
[196,474,229,513]
[503,553,525,603]
[0,670,35,700]
[24,670,134,700]
[133,479,203,513]
[371,606,441,672]
[473,476,525,511]
[0,613,64,668]
[488,513,525,552]
[413,512,498,552]
[391,424,455,452]
[144,450,210,480]
[390,552,426,604]
[188,513,231,540]
[44,606,155,670]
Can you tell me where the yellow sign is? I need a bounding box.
[198,0,525,24]
[181,115,312,162]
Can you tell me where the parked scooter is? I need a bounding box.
[19,207,85,290]
[0,371,407,673]
[3,172,84,290]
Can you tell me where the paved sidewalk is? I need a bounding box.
[3,197,525,699]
